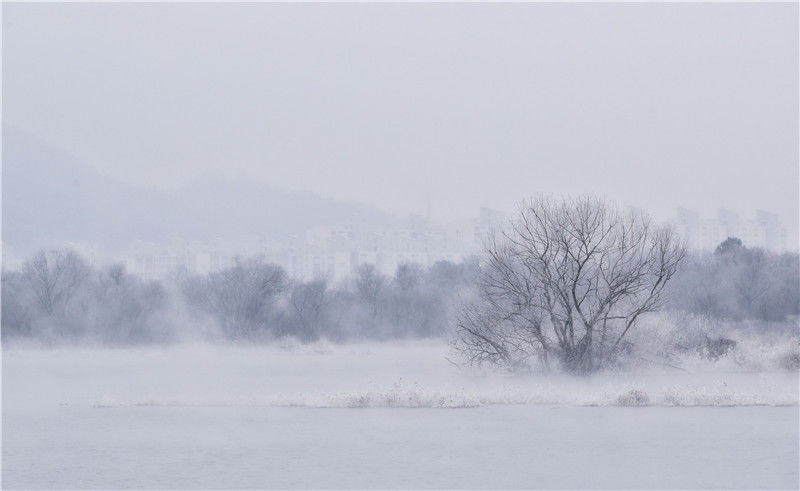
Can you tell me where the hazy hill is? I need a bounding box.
[2,126,394,260]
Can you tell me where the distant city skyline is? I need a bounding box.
[8,203,782,284]
[6,123,794,276]
[667,207,788,253]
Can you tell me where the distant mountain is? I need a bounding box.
[2,126,395,260]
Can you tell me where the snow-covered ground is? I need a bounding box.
[3,341,798,489]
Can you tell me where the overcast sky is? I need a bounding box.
[3,3,798,234]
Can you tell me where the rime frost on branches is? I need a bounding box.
[452,196,685,372]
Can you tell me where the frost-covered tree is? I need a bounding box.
[183,257,289,339]
[22,249,90,316]
[355,264,384,318]
[452,196,685,372]
[2,251,172,344]
[88,264,170,344]
[287,279,328,340]
[667,238,799,322]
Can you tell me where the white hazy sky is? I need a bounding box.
[3,3,798,231]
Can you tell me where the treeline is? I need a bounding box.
[1,238,797,346]
[665,238,799,322]
[2,251,173,345]
[1,250,478,345]
[180,257,478,342]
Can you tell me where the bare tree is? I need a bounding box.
[452,196,685,372]
[89,264,170,344]
[201,257,289,339]
[289,279,328,340]
[22,249,90,316]
[355,264,384,317]
[667,239,798,322]
[395,263,423,293]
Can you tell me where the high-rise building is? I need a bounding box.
[119,209,498,282]
[670,208,787,252]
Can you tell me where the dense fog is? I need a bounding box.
[3,238,797,368]
[3,3,798,489]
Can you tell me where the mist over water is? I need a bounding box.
[23,343,798,409]
[4,342,798,489]
[3,2,799,489]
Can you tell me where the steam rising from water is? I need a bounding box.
[91,383,798,409]
[7,340,796,412]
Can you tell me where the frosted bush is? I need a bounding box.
[621,312,800,372]
[777,344,800,371]
[616,388,650,406]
